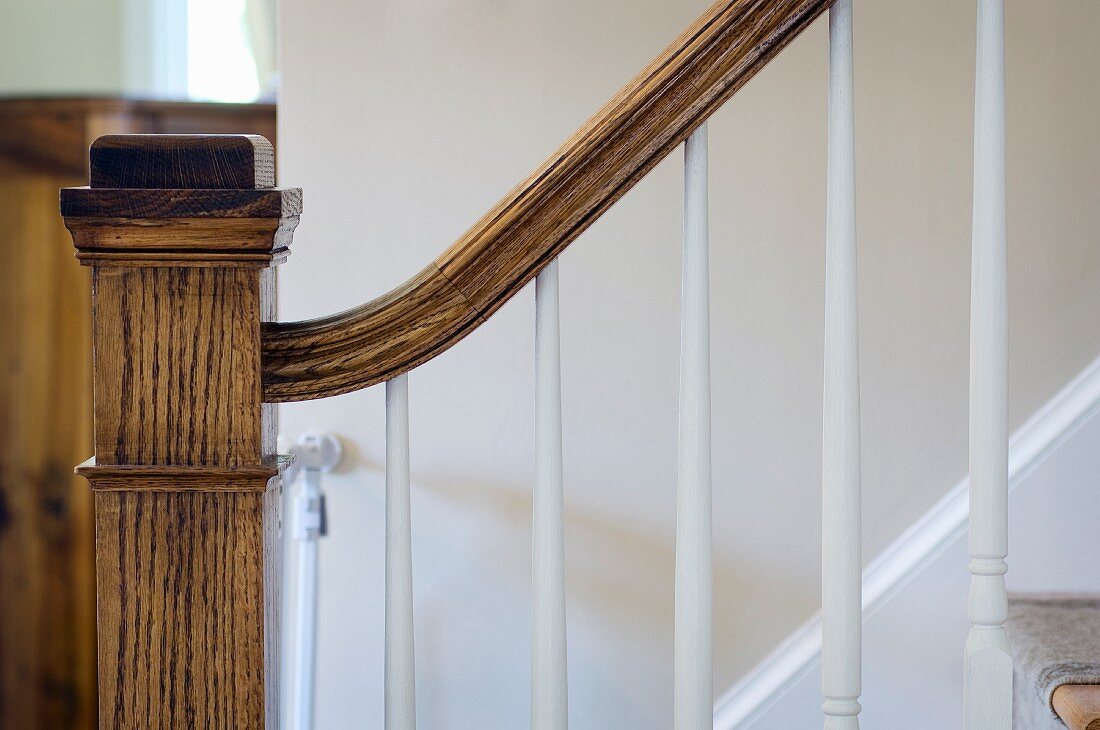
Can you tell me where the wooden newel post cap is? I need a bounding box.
[61,134,301,267]
[88,134,275,189]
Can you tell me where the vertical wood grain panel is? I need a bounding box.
[94,486,275,728]
[82,259,282,727]
[91,267,266,466]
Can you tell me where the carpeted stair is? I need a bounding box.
[1009,594,1100,729]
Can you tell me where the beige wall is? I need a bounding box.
[0,0,126,95]
[277,0,1100,726]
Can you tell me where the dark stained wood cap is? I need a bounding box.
[62,134,299,264]
[89,134,275,189]
[60,187,301,219]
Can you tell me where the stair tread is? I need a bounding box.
[1009,593,1100,729]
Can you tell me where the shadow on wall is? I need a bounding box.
[341,435,807,703]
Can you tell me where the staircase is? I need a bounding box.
[1010,595,1100,730]
[49,0,1100,727]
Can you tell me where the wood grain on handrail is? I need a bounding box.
[1054,685,1100,730]
[262,0,834,401]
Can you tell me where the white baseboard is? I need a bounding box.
[713,353,1100,728]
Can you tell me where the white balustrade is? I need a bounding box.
[386,374,417,729]
[533,258,569,729]
[674,123,713,730]
[821,0,862,727]
[293,5,1016,727]
[965,0,1012,726]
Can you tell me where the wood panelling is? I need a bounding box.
[0,99,274,730]
[0,173,96,729]
[261,0,834,401]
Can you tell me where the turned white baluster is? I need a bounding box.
[821,0,862,728]
[532,259,569,729]
[386,374,416,729]
[965,0,1012,726]
[674,123,713,730]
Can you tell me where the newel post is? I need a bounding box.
[60,135,300,728]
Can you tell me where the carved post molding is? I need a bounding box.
[61,135,300,728]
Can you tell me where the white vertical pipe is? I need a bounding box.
[290,468,322,730]
[821,1,862,728]
[281,462,295,726]
[532,259,568,729]
[965,0,1012,726]
[674,123,712,730]
[386,374,416,729]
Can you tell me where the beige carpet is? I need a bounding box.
[1008,594,1100,729]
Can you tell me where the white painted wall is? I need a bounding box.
[276,0,1100,727]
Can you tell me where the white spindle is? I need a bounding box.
[965,0,1011,726]
[386,374,416,729]
[532,259,569,729]
[821,0,862,727]
[674,123,712,730]
[291,468,322,730]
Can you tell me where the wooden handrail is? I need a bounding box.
[262,0,833,401]
[1054,685,1100,730]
